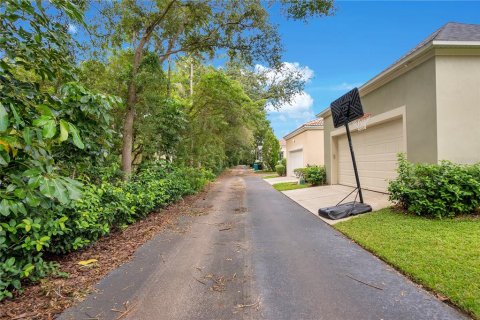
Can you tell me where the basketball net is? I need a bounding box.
[354,113,371,131]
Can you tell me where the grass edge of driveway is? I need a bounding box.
[334,208,480,319]
[273,182,312,191]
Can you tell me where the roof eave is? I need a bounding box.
[432,40,480,46]
[359,41,434,94]
[283,125,324,140]
[316,108,331,119]
[360,40,480,95]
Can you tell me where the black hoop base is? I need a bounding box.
[318,201,372,220]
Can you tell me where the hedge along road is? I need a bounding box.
[59,168,467,320]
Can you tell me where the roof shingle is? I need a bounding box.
[398,22,480,63]
[303,118,324,127]
[283,118,324,139]
[435,22,480,41]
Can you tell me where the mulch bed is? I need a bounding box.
[0,184,212,320]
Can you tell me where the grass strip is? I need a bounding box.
[273,182,311,191]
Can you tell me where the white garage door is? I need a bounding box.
[288,149,304,177]
[337,118,404,193]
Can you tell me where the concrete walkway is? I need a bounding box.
[282,184,392,224]
[60,171,466,320]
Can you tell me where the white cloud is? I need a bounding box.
[268,92,312,113]
[259,62,316,129]
[268,91,315,123]
[255,62,314,85]
[68,24,78,34]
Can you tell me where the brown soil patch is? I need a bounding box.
[0,184,213,320]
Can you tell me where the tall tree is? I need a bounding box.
[262,128,280,171]
[98,0,334,177]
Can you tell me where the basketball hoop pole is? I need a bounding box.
[344,119,364,204]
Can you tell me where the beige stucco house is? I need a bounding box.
[318,22,480,193]
[284,119,324,176]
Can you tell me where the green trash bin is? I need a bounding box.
[253,163,259,171]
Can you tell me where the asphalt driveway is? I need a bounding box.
[59,170,467,320]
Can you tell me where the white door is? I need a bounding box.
[288,149,304,177]
[337,118,404,192]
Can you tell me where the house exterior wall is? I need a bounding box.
[323,117,335,184]
[286,129,324,167]
[305,130,325,166]
[323,57,438,184]
[435,53,480,164]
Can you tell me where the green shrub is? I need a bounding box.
[293,167,306,179]
[294,165,326,186]
[388,154,480,218]
[275,164,286,176]
[0,162,214,300]
[303,165,327,186]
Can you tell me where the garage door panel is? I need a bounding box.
[288,149,303,177]
[337,118,404,193]
[340,168,398,181]
[354,154,400,163]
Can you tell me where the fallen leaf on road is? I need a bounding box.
[345,274,383,290]
[77,259,98,266]
[193,277,207,285]
[235,297,261,310]
[436,293,449,301]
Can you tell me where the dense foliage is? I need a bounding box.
[388,154,480,218]
[51,163,213,255]
[294,165,327,186]
[0,0,116,300]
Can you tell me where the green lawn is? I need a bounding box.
[335,208,480,318]
[263,174,280,179]
[254,170,275,174]
[273,182,311,191]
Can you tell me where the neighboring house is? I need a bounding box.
[284,119,324,177]
[318,22,480,193]
[279,139,286,160]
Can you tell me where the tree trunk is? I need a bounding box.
[120,0,177,178]
[121,82,137,178]
[121,48,142,178]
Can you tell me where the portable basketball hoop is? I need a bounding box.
[318,88,372,220]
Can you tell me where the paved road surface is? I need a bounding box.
[60,169,467,320]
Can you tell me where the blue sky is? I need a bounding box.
[267,1,480,139]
